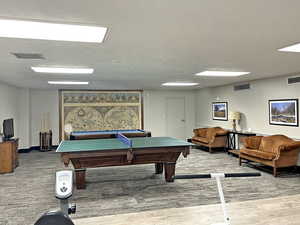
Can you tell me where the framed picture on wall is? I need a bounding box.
[269,99,299,127]
[59,90,144,140]
[212,102,228,121]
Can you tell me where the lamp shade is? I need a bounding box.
[229,111,241,120]
[64,123,73,134]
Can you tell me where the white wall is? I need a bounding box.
[0,82,21,145]
[195,75,300,139]
[144,90,196,139]
[30,89,59,146]
[18,88,31,148]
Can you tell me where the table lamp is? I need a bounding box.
[64,124,73,139]
[229,111,241,131]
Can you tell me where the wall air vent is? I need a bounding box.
[287,76,300,85]
[233,83,250,91]
[11,53,45,59]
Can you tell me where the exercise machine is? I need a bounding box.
[174,172,261,225]
[34,170,76,225]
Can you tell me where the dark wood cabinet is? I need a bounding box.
[0,139,19,173]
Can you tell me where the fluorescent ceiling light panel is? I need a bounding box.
[196,71,250,77]
[278,43,300,52]
[162,82,199,86]
[0,19,107,43]
[48,81,89,85]
[32,67,94,74]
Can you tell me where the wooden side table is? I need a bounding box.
[0,139,19,173]
[39,130,52,151]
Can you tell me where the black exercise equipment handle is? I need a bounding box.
[174,172,261,180]
[224,172,261,178]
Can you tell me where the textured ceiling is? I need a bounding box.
[0,0,300,90]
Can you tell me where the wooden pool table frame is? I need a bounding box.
[61,145,190,189]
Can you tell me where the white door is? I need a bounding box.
[166,97,186,139]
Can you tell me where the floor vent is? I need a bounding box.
[11,53,45,59]
[233,83,250,91]
[287,76,300,85]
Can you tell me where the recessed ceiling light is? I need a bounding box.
[162,82,199,86]
[196,71,250,77]
[278,43,300,52]
[48,81,89,85]
[0,19,107,43]
[32,67,94,74]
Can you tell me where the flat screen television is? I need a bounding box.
[3,118,14,140]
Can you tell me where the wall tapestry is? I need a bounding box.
[60,90,143,140]
[212,102,228,121]
[269,99,298,127]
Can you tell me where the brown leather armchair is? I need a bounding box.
[192,127,228,153]
[239,135,300,176]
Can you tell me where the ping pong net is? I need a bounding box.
[116,133,133,148]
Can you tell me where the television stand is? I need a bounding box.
[0,138,19,173]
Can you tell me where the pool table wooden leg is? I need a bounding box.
[75,168,86,189]
[155,163,164,174]
[164,162,176,182]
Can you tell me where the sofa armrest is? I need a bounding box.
[274,143,300,161]
[243,136,263,149]
[193,129,198,136]
[204,127,223,143]
[193,128,207,137]
[215,130,229,136]
[215,133,228,137]
[208,132,227,144]
[278,142,300,152]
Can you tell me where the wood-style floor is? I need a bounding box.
[74,194,300,225]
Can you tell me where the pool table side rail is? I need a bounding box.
[70,130,151,140]
[71,129,145,135]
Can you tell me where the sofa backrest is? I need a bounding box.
[193,127,228,139]
[259,135,294,154]
[244,136,263,149]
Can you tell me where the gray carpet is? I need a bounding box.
[1,148,300,225]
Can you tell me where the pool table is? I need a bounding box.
[57,137,192,189]
[69,129,151,140]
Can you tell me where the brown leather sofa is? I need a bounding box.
[192,127,228,153]
[239,135,300,176]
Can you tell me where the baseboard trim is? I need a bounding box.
[18,145,58,153]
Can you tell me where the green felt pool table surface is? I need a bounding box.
[57,137,193,153]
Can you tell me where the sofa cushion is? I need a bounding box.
[240,148,276,160]
[243,136,263,149]
[192,136,209,144]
